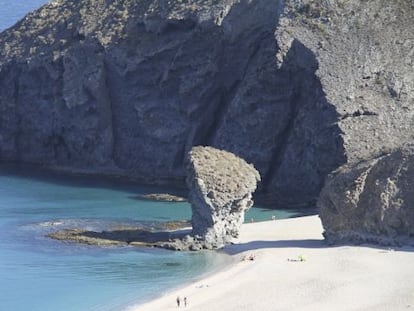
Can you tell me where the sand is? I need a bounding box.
[127,216,414,311]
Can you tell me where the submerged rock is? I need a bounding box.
[48,221,191,247]
[319,145,414,246]
[185,146,260,249]
[137,193,187,202]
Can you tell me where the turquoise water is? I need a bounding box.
[0,170,226,311]
[0,2,305,311]
[0,168,300,311]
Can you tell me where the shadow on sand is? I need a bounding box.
[224,238,414,255]
[224,239,325,255]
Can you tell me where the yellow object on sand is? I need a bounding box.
[298,254,307,262]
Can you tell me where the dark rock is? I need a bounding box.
[48,222,192,248]
[0,0,413,210]
[0,0,346,208]
[319,145,414,246]
[137,193,187,202]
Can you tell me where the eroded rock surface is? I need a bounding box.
[276,0,414,166]
[319,145,414,246]
[48,147,259,251]
[0,0,413,212]
[0,0,347,207]
[277,0,414,245]
[48,221,191,247]
[186,146,260,249]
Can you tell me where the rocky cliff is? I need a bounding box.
[275,0,413,243]
[0,0,345,207]
[0,0,412,209]
[319,145,414,246]
[276,0,414,166]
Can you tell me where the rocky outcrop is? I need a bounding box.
[186,146,260,249]
[277,1,414,244]
[276,0,414,166]
[48,147,259,250]
[138,193,186,202]
[0,0,412,210]
[0,0,347,207]
[319,145,414,246]
[48,220,191,247]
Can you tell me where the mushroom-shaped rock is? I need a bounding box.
[186,146,260,249]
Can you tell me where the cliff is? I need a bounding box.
[0,0,412,208]
[319,145,414,246]
[276,0,414,165]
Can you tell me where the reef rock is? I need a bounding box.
[186,146,260,249]
[319,145,414,246]
[138,193,186,202]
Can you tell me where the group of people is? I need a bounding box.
[176,296,187,308]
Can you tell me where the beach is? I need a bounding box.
[130,215,414,311]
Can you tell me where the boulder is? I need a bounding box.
[186,146,260,249]
[319,145,414,246]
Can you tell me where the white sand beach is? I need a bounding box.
[129,215,414,311]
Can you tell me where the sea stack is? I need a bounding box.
[186,146,260,249]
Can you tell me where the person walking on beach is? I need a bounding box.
[184,297,188,307]
[176,296,180,308]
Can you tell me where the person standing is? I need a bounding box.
[176,296,180,308]
[184,297,188,307]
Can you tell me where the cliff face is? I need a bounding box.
[276,0,414,164]
[0,0,412,208]
[319,145,414,246]
[0,0,345,206]
[275,0,414,243]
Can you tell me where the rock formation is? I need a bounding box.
[319,145,414,246]
[186,146,260,249]
[276,0,414,166]
[0,0,413,216]
[0,0,346,207]
[48,147,259,250]
[138,193,186,202]
[276,1,414,245]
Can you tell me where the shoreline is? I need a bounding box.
[127,215,414,311]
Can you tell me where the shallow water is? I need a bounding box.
[0,169,227,311]
[0,167,302,311]
[0,2,307,310]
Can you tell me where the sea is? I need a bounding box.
[0,2,304,311]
